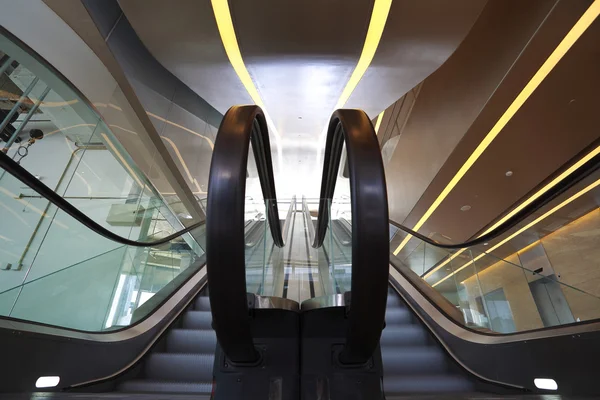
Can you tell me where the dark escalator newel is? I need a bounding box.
[302,109,388,399]
[206,105,298,399]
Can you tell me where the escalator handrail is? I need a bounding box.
[0,151,205,247]
[314,109,389,365]
[206,105,283,364]
[389,145,600,251]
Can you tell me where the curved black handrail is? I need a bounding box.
[389,143,600,250]
[206,105,284,363]
[0,152,204,247]
[314,109,389,365]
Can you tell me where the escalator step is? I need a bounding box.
[386,295,402,307]
[182,311,212,329]
[146,353,214,381]
[385,308,413,325]
[380,326,427,346]
[194,296,211,311]
[383,374,474,394]
[166,329,216,353]
[118,379,213,394]
[382,348,446,374]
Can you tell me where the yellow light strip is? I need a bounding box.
[334,0,392,110]
[481,145,600,236]
[374,110,385,135]
[211,0,281,161]
[393,1,600,256]
[423,250,465,279]
[432,177,600,287]
[211,0,264,109]
[423,144,600,278]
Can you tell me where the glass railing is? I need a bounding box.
[389,162,600,334]
[0,31,211,331]
[0,30,202,245]
[0,169,206,331]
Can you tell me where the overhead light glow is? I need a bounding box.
[210,0,282,163]
[534,378,558,390]
[393,1,600,256]
[432,177,600,287]
[374,110,385,135]
[36,376,60,388]
[335,0,392,110]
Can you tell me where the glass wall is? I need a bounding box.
[390,165,600,334]
[0,30,206,331]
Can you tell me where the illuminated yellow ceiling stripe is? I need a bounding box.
[374,110,385,135]
[334,0,392,110]
[393,1,600,256]
[211,0,264,109]
[481,145,600,236]
[432,178,600,287]
[423,144,600,279]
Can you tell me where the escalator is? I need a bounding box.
[381,287,473,394]
[1,103,600,399]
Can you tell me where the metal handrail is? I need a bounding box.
[0,151,205,247]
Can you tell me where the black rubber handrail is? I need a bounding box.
[0,151,204,247]
[314,109,389,365]
[389,141,600,251]
[206,105,284,363]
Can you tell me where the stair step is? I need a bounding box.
[194,296,211,311]
[385,308,413,325]
[167,329,216,353]
[182,311,212,329]
[387,295,402,307]
[383,374,474,394]
[118,379,213,394]
[382,348,446,375]
[146,353,214,382]
[381,325,428,346]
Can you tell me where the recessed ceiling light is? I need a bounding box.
[460,205,471,212]
[505,170,513,177]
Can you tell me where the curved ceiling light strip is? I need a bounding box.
[334,0,392,111]
[374,110,385,135]
[210,0,282,161]
[393,1,600,256]
[317,0,391,163]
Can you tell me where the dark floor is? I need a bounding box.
[0,393,595,400]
